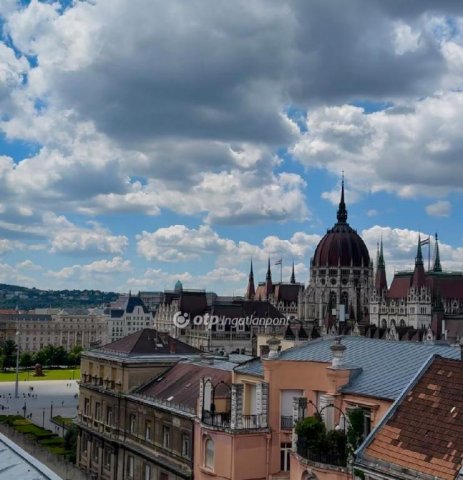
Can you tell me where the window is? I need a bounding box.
[162,425,170,448]
[104,447,111,468]
[144,464,151,480]
[145,421,152,441]
[84,398,90,415]
[182,433,191,458]
[81,434,88,454]
[280,442,291,471]
[159,472,168,480]
[95,402,101,421]
[204,437,214,469]
[126,455,134,479]
[92,441,99,462]
[106,406,113,425]
[129,414,137,434]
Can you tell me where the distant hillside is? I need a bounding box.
[0,283,119,310]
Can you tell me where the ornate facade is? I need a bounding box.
[369,234,463,343]
[299,181,373,328]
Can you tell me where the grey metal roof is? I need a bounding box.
[0,432,62,479]
[234,358,264,377]
[235,336,461,399]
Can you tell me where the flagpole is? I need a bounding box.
[428,237,431,272]
[280,259,283,284]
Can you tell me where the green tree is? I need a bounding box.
[64,423,78,463]
[0,340,17,369]
[347,407,365,451]
[19,351,34,368]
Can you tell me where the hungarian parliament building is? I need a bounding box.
[247,181,463,345]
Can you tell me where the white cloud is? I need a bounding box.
[48,256,131,280]
[136,224,321,270]
[425,200,451,217]
[16,259,42,271]
[292,91,463,198]
[362,225,463,283]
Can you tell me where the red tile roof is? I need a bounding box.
[136,362,231,410]
[100,328,201,355]
[362,356,463,480]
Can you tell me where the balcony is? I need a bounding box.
[202,411,231,428]
[241,414,266,429]
[280,415,293,430]
[296,439,347,467]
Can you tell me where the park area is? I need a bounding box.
[0,368,80,382]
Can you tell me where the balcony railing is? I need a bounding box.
[280,415,293,430]
[296,439,347,467]
[241,414,266,429]
[202,411,231,428]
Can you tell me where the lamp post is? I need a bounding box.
[14,331,20,399]
[50,401,53,420]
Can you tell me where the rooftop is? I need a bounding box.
[357,356,463,480]
[134,360,232,412]
[0,432,62,479]
[235,336,461,399]
[96,328,201,357]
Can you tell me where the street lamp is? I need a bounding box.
[14,331,20,399]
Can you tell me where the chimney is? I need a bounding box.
[201,353,214,365]
[169,337,176,354]
[267,335,281,359]
[330,337,346,368]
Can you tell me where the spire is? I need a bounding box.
[378,237,385,269]
[375,237,387,293]
[433,233,442,272]
[245,259,256,299]
[265,257,273,297]
[336,173,348,224]
[290,260,296,284]
[412,234,426,289]
[266,257,272,282]
[415,234,424,266]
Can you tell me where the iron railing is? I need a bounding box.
[202,411,231,428]
[280,415,293,430]
[296,439,347,467]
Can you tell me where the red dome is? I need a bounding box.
[313,223,370,268]
[312,179,370,268]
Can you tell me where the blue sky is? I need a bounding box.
[0,0,462,294]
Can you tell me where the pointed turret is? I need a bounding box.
[290,260,296,284]
[433,233,442,272]
[375,238,387,293]
[245,260,256,299]
[412,235,426,289]
[265,257,273,297]
[336,175,348,224]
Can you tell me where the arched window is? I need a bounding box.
[341,292,348,308]
[204,437,214,469]
[381,319,387,329]
[329,291,337,308]
[399,319,406,328]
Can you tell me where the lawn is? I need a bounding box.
[0,368,80,382]
[0,415,72,458]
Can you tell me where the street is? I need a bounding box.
[0,380,79,437]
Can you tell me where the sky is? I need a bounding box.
[0,0,463,294]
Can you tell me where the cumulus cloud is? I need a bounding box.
[425,200,452,217]
[292,91,463,197]
[48,256,131,280]
[362,225,463,283]
[137,224,321,268]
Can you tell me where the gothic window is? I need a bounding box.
[329,291,337,307]
[399,319,406,327]
[341,292,348,308]
[381,319,387,328]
